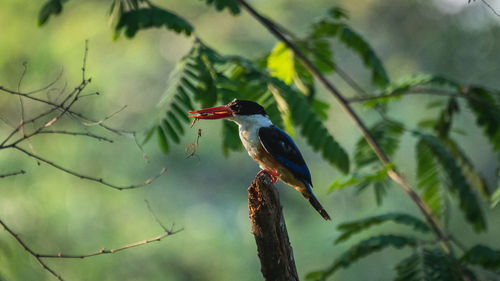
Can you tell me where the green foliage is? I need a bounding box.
[329,164,392,192]
[38,0,66,26]
[396,249,475,281]
[114,7,193,39]
[222,120,242,156]
[306,235,417,280]
[462,245,500,271]
[492,185,500,208]
[443,138,491,198]
[335,213,429,244]
[156,125,169,153]
[204,0,240,14]
[364,74,460,108]
[267,42,294,84]
[466,87,500,160]
[268,78,350,173]
[416,138,444,217]
[394,252,423,281]
[415,133,486,232]
[311,8,389,88]
[332,120,403,204]
[354,121,404,167]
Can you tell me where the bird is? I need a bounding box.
[189,98,331,220]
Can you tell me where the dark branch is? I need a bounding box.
[0,219,65,281]
[248,174,299,281]
[0,169,26,178]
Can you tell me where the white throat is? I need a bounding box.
[230,114,273,130]
[229,114,273,159]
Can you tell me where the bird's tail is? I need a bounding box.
[308,196,331,220]
[301,187,331,220]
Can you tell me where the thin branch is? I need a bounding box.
[13,145,166,190]
[237,0,456,259]
[145,199,169,232]
[25,67,64,95]
[480,0,500,18]
[0,170,26,178]
[36,228,182,259]
[37,130,114,143]
[82,105,128,127]
[347,87,500,112]
[0,219,65,281]
[82,40,88,81]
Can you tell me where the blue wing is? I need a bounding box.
[258,126,312,187]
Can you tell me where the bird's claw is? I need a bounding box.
[257,170,279,184]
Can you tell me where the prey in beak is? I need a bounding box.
[189,105,233,120]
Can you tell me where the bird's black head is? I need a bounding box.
[227,99,267,116]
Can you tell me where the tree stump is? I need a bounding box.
[248,173,299,281]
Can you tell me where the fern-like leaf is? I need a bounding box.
[268,78,349,173]
[204,0,240,14]
[396,249,476,281]
[311,9,389,88]
[415,133,486,232]
[466,87,500,160]
[114,7,193,39]
[395,252,423,281]
[462,245,500,271]
[38,0,66,26]
[416,139,444,217]
[307,235,417,281]
[364,74,460,108]
[355,121,404,167]
[335,213,430,244]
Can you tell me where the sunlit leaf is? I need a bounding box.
[267,42,294,84]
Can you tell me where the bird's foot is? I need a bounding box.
[257,170,279,184]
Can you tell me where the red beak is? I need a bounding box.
[189,105,233,120]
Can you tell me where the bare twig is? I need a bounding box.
[36,228,182,259]
[480,0,500,18]
[37,130,114,143]
[0,170,26,178]
[25,67,64,96]
[13,145,166,190]
[0,219,65,281]
[82,105,127,127]
[145,199,170,232]
[347,87,500,112]
[237,0,456,259]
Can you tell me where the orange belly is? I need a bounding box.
[250,146,308,194]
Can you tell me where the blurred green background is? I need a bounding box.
[1,0,499,280]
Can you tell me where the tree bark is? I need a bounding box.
[248,173,299,281]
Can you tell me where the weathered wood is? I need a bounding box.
[248,173,299,281]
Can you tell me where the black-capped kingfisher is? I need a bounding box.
[189,99,331,220]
